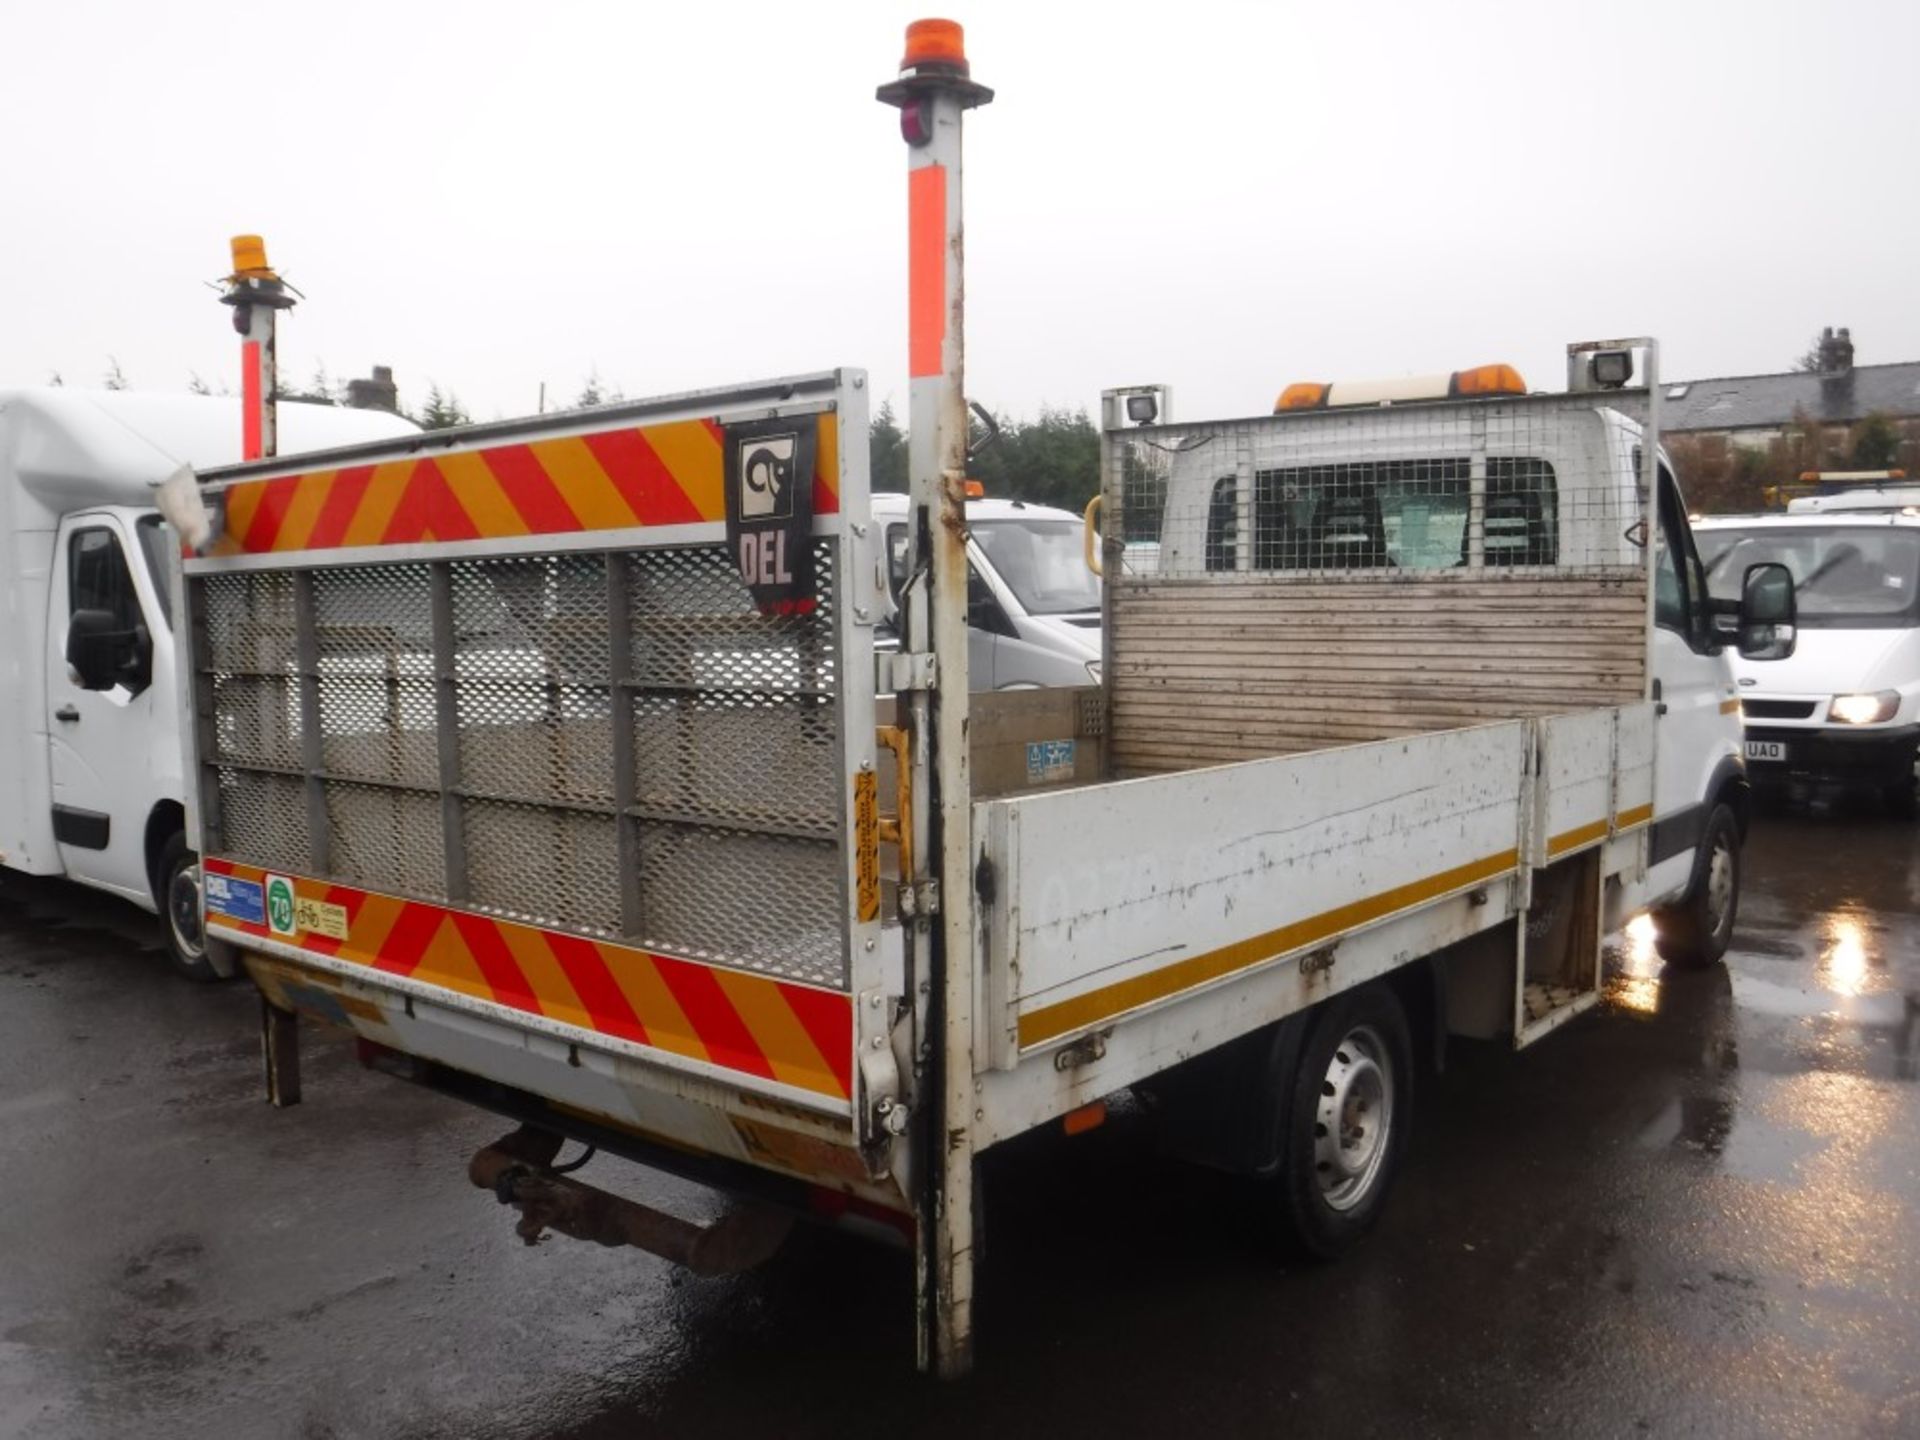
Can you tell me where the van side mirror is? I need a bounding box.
[66,608,151,692]
[1737,562,1795,661]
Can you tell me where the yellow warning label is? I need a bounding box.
[854,770,880,924]
[293,896,349,941]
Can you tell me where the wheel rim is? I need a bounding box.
[1313,1024,1395,1213]
[1703,832,1736,939]
[168,861,206,961]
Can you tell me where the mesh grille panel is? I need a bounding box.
[460,682,616,805]
[627,544,837,693]
[195,535,852,990]
[209,673,301,769]
[201,571,299,673]
[464,798,620,938]
[326,781,445,898]
[214,767,309,874]
[636,823,842,986]
[633,691,838,835]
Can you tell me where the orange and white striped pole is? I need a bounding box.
[220,235,297,461]
[878,16,992,1382]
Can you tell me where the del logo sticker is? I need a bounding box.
[724,416,818,616]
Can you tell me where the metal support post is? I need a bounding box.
[262,996,302,1107]
[878,18,993,1380]
[219,235,297,461]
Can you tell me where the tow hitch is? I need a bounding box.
[469,1127,793,1277]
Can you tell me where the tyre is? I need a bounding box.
[1651,802,1740,969]
[1269,984,1413,1259]
[157,832,221,983]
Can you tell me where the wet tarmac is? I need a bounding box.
[2,808,1918,1439]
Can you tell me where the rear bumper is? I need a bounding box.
[1744,722,1920,788]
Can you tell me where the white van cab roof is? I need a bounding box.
[1692,511,1920,530]
[869,491,1084,524]
[0,387,417,514]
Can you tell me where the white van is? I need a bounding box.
[1693,511,1920,814]
[0,388,416,976]
[872,492,1101,688]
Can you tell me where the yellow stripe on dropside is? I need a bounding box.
[275,471,335,552]
[532,435,635,530]
[1017,848,1520,1049]
[438,449,532,538]
[1614,803,1654,830]
[1547,818,1610,858]
[643,419,726,521]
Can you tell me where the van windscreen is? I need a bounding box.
[972,518,1101,616]
[1698,526,1920,628]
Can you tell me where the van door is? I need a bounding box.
[45,516,164,903]
[1647,468,1741,903]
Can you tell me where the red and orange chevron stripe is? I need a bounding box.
[209,413,842,556]
[203,859,854,1103]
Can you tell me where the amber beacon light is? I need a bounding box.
[901,17,970,73]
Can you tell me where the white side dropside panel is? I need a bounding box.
[980,721,1531,1069]
[1536,703,1657,867]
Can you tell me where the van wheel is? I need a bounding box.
[1268,985,1413,1259]
[1652,803,1740,969]
[158,832,220,983]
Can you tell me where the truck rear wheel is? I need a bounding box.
[1651,802,1740,969]
[158,832,220,983]
[1269,984,1413,1259]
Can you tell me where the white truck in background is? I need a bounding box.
[0,387,415,976]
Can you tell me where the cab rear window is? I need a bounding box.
[1242,458,1557,573]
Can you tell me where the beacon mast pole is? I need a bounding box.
[878,18,992,1380]
[219,235,296,460]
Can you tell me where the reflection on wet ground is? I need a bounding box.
[3,810,1920,1439]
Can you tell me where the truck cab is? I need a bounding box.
[0,388,416,976]
[1693,509,1920,814]
[873,492,1101,689]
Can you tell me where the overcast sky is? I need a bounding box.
[9,1,1916,425]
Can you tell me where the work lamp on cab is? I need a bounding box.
[1590,349,1633,388]
[1126,393,1158,425]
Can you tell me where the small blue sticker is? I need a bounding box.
[205,872,266,926]
[1026,738,1077,784]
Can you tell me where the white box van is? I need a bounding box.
[872,491,1101,688]
[1694,510,1920,814]
[0,388,415,975]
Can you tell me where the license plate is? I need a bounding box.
[1745,740,1787,762]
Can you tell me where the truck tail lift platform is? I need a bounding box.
[177,20,1791,1378]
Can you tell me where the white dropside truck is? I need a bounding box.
[0,387,414,976]
[177,22,1799,1376]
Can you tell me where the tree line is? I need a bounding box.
[868,399,1099,510]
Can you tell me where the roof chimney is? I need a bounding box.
[1817,327,1855,375]
[345,364,399,413]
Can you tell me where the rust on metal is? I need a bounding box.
[469,1129,793,1276]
